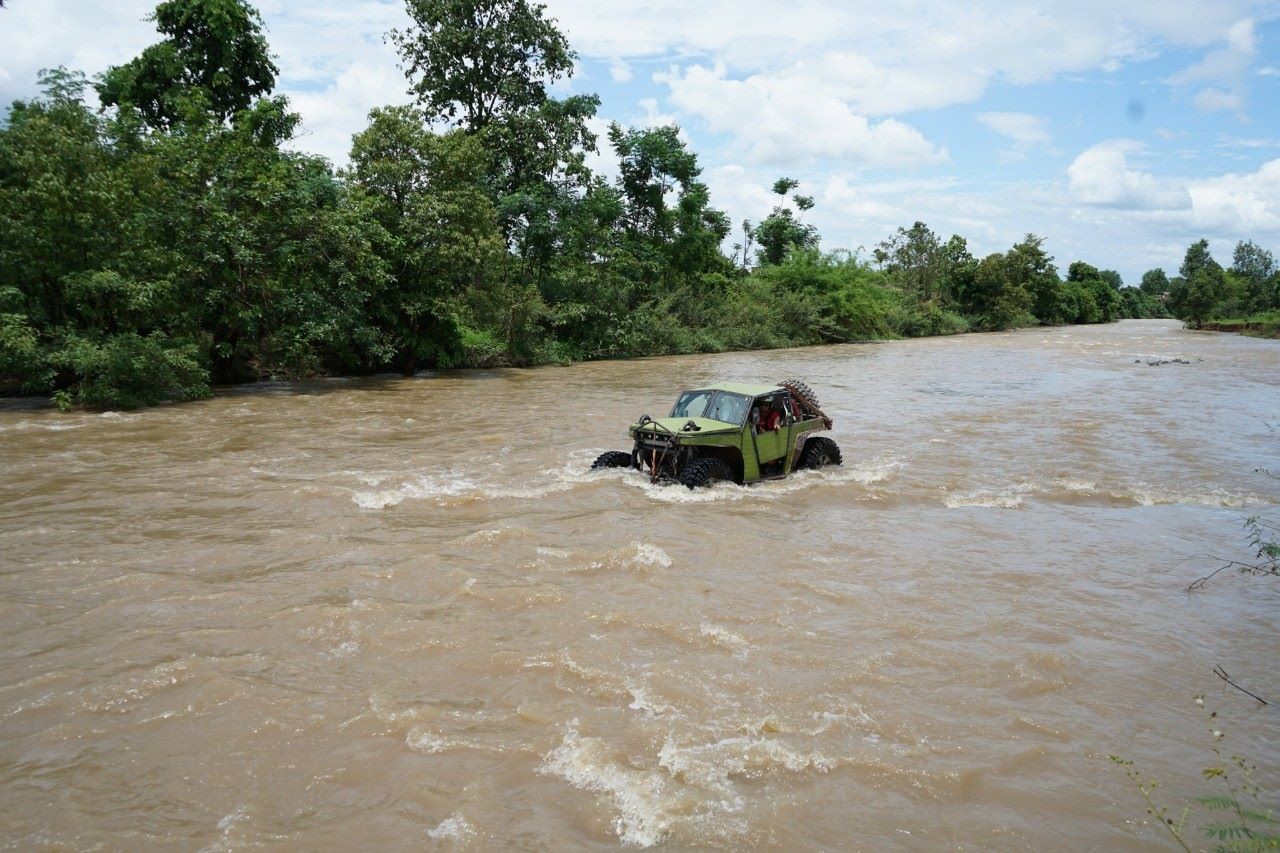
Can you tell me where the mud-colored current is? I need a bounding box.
[2,320,1278,849]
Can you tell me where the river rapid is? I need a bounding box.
[2,320,1278,850]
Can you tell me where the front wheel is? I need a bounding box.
[798,437,842,469]
[591,450,633,470]
[680,457,733,489]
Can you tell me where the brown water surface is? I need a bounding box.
[2,320,1278,849]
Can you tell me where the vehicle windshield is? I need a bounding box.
[669,390,750,426]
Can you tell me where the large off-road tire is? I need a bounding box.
[591,450,633,470]
[680,457,733,489]
[781,379,822,413]
[798,436,843,469]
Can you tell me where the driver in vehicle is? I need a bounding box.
[759,399,784,432]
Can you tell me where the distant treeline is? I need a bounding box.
[1,0,1276,408]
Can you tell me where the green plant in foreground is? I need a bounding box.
[1111,697,1278,851]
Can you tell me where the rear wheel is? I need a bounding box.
[798,437,842,469]
[591,450,633,470]
[680,457,733,489]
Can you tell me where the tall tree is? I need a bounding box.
[962,253,1032,330]
[752,177,818,266]
[1005,234,1062,324]
[607,123,730,286]
[1170,240,1225,327]
[1179,239,1221,280]
[875,222,946,304]
[348,106,503,371]
[391,0,599,302]
[1139,268,1169,295]
[97,0,277,129]
[392,0,573,131]
[1231,240,1276,313]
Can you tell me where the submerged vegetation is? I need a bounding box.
[1111,698,1278,853]
[0,0,1276,408]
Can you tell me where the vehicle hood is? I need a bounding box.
[631,416,740,435]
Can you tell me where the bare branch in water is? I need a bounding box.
[1186,557,1279,591]
[1213,665,1270,706]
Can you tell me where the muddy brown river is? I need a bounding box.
[2,320,1278,850]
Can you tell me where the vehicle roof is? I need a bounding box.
[688,382,784,398]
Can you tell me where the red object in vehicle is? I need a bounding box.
[760,408,783,432]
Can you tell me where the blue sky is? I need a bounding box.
[2,0,1279,283]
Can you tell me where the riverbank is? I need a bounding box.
[3,317,1142,413]
[1200,311,1280,339]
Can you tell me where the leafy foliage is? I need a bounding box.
[1112,698,1278,852]
[1,0,1274,408]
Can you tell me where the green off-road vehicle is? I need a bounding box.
[591,380,842,488]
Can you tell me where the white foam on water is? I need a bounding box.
[348,450,903,509]
[349,459,591,509]
[426,813,475,841]
[624,679,676,716]
[551,542,673,574]
[198,805,249,853]
[405,729,474,753]
[216,807,248,832]
[541,718,843,847]
[83,658,199,714]
[367,694,430,725]
[630,543,673,569]
[657,735,838,791]
[461,525,536,544]
[618,461,893,505]
[943,486,1028,509]
[1125,484,1262,507]
[539,722,679,848]
[6,419,85,432]
[351,472,477,509]
[699,623,749,658]
[327,640,359,658]
[943,478,1272,509]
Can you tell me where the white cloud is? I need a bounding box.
[636,96,678,129]
[542,0,1252,79]
[655,62,947,168]
[1184,159,1280,234]
[1166,18,1257,116]
[1068,140,1192,210]
[608,60,633,83]
[1193,87,1245,114]
[977,112,1051,145]
[1166,18,1257,87]
[286,60,410,165]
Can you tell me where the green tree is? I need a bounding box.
[392,0,573,131]
[1231,240,1276,313]
[1180,239,1221,280]
[1066,261,1122,322]
[752,177,819,266]
[1139,268,1169,295]
[1182,269,1226,328]
[608,123,730,286]
[1005,234,1063,325]
[348,106,504,371]
[875,221,947,304]
[97,0,277,129]
[1172,240,1226,327]
[964,253,1032,330]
